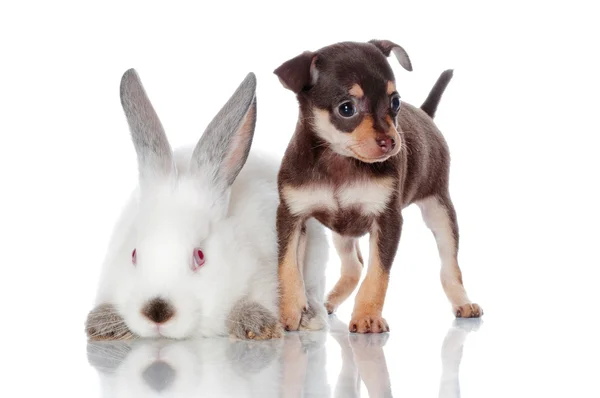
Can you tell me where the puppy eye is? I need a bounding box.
[192,248,205,271]
[391,94,401,113]
[132,249,137,265]
[337,101,357,118]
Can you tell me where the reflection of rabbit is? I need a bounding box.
[438,319,482,398]
[87,338,281,397]
[85,69,328,341]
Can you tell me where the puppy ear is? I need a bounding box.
[191,72,257,192]
[274,51,317,93]
[369,40,413,72]
[120,69,175,183]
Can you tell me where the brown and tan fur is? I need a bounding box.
[274,40,482,334]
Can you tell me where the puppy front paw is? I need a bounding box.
[228,300,283,340]
[349,313,389,334]
[85,303,135,341]
[454,303,483,318]
[280,289,307,332]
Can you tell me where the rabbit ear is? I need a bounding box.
[120,69,175,182]
[191,72,257,192]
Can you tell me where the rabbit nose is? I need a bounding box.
[142,298,175,324]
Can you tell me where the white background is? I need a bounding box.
[1,1,599,397]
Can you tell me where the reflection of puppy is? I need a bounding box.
[87,338,281,397]
[329,317,361,398]
[281,331,330,398]
[274,40,482,333]
[329,315,392,397]
[438,319,482,398]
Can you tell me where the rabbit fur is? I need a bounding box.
[85,70,328,340]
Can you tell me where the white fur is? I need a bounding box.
[417,196,456,259]
[95,150,284,338]
[93,72,328,339]
[417,196,470,305]
[337,178,394,216]
[312,109,355,158]
[282,185,336,216]
[282,178,394,218]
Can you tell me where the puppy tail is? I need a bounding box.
[420,69,453,118]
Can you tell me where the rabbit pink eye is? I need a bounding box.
[132,249,137,265]
[192,248,205,271]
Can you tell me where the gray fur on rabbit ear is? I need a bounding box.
[191,73,257,192]
[120,69,175,182]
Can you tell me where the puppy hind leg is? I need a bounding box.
[325,233,364,315]
[417,195,482,318]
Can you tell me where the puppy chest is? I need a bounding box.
[282,178,395,222]
[313,208,374,237]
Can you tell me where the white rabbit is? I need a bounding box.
[85,69,328,340]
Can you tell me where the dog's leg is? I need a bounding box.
[417,195,483,318]
[349,208,401,333]
[277,204,307,331]
[325,233,364,314]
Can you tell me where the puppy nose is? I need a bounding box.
[142,298,175,324]
[376,137,395,153]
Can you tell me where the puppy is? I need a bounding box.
[274,40,482,334]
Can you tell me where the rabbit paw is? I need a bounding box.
[86,303,135,340]
[299,297,327,331]
[228,300,283,340]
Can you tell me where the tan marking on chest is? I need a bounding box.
[282,185,337,216]
[282,177,395,217]
[336,178,395,215]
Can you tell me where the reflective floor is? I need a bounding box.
[3,2,600,397]
[87,316,480,398]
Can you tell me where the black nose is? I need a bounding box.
[142,298,175,324]
[143,360,176,392]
